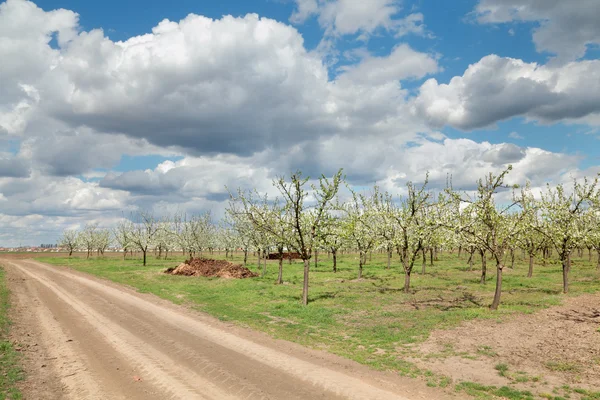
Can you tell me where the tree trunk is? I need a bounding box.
[542,248,547,266]
[480,249,487,284]
[458,246,462,259]
[386,249,391,270]
[421,248,426,274]
[490,263,503,310]
[277,253,283,285]
[597,249,600,270]
[257,250,261,272]
[358,251,363,279]
[434,247,438,261]
[302,259,310,305]
[332,249,337,273]
[314,249,318,269]
[468,251,474,271]
[69,249,73,257]
[528,254,534,278]
[262,251,267,278]
[123,250,126,260]
[143,250,147,266]
[403,269,411,293]
[243,249,248,266]
[588,247,592,262]
[510,249,515,269]
[562,258,569,294]
[429,247,434,266]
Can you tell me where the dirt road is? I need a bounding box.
[3,259,451,400]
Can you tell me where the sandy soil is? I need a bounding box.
[3,258,453,400]
[409,293,600,396]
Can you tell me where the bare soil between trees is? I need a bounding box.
[2,258,454,400]
[408,292,600,398]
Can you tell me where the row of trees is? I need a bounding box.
[59,167,600,309]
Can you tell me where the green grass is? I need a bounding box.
[0,267,23,400]
[455,381,534,399]
[495,363,509,377]
[544,361,582,373]
[36,251,600,381]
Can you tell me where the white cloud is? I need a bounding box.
[473,0,600,61]
[290,0,427,39]
[509,131,524,139]
[414,55,600,130]
[290,0,319,24]
[337,44,439,85]
[0,0,78,136]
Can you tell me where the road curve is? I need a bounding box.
[3,259,448,400]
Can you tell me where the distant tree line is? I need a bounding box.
[58,167,600,309]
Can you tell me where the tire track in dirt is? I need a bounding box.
[6,259,449,400]
[10,260,243,400]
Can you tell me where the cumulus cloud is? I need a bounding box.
[414,55,600,130]
[473,0,600,61]
[0,172,131,219]
[100,155,275,199]
[290,0,426,38]
[0,0,77,136]
[337,44,439,85]
[19,126,177,177]
[100,137,582,200]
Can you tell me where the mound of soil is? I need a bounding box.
[267,252,301,260]
[165,258,257,279]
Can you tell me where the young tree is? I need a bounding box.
[228,190,290,282]
[96,229,111,255]
[172,213,195,259]
[536,177,599,293]
[129,212,161,266]
[216,219,239,261]
[58,229,79,256]
[320,213,345,273]
[449,167,524,310]
[392,177,434,293]
[372,187,397,270]
[113,220,133,260]
[274,170,344,305]
[514,183,545,278]
[341,189,378,279]
[79,223,99,259]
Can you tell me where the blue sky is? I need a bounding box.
[1,0,600,245]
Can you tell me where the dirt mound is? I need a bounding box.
[165,258,257,279]
[267,252,301,260]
